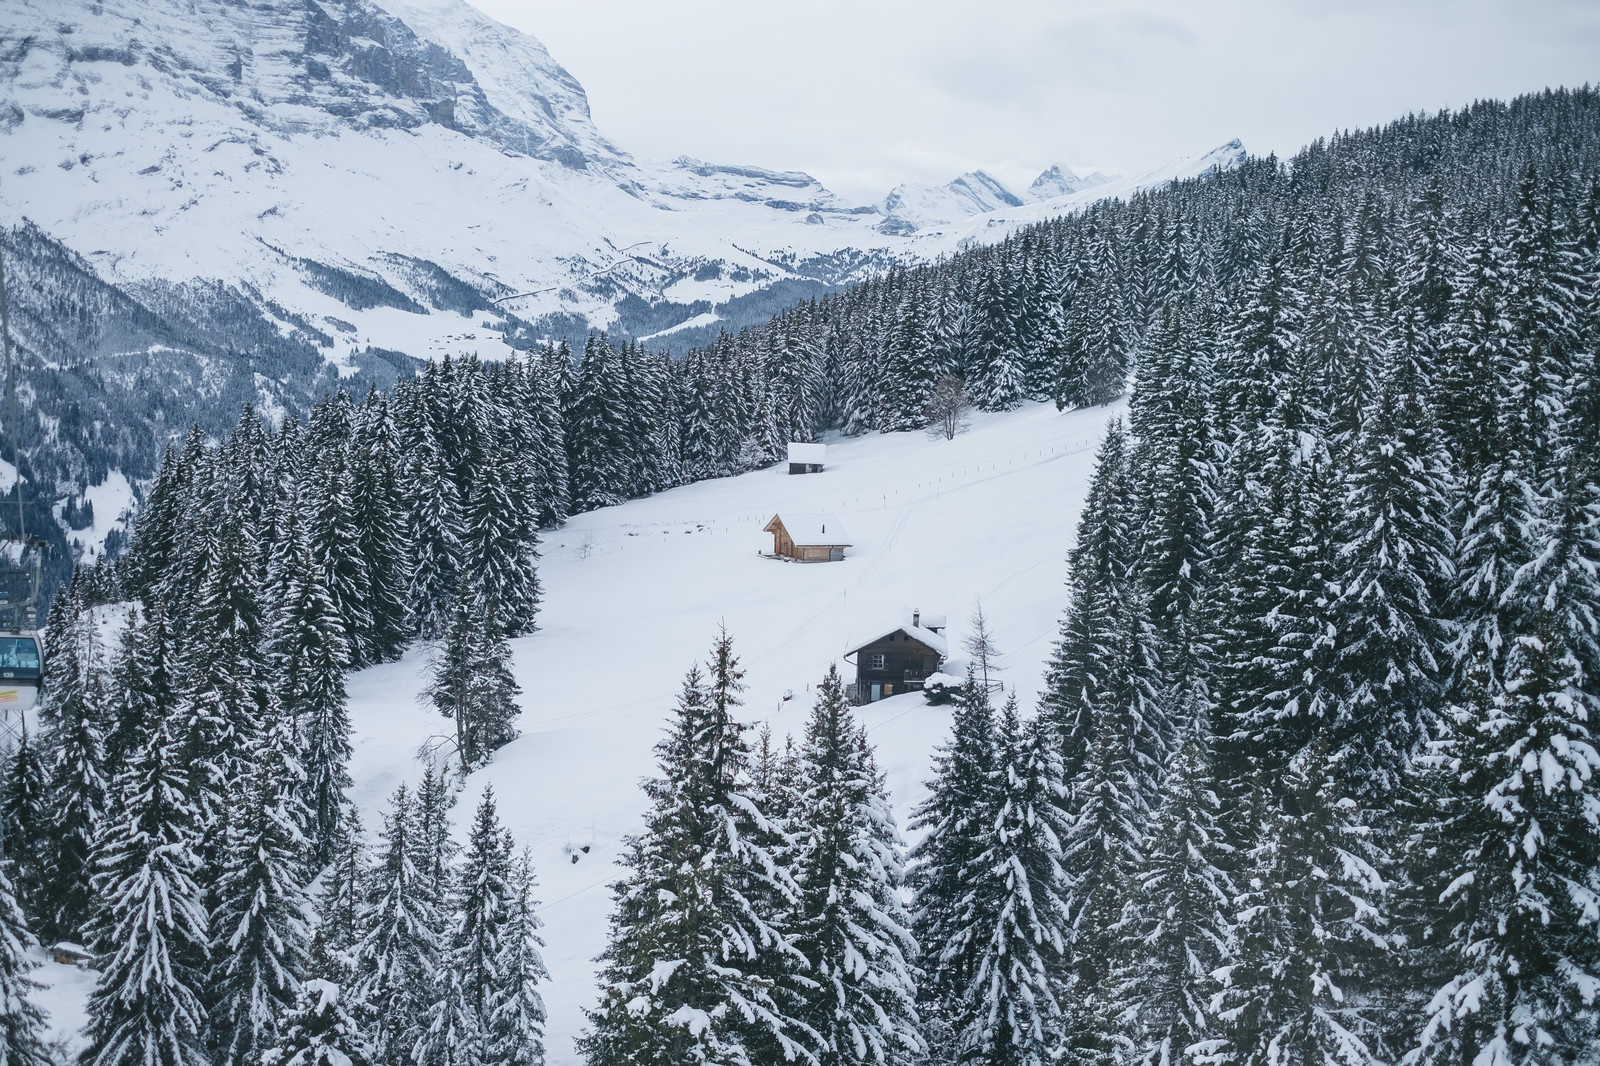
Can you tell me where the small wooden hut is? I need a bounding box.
[787,442,826,474]
[763,513,851,562]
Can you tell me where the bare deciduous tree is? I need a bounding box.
[924,373,972,440]
[963,602,1003,690]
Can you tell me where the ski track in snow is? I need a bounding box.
[342,397,1120,1063]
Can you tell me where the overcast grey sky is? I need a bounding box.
[472,0,1599,202]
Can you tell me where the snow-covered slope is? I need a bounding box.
[342,399,1122,1063]
[0,0,1241,364]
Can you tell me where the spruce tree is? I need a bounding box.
[177,514,270,839]
[1101,726,1234,1066]
[463,448,541,639]
[207,706,311,1066]
[102,605,174,789]
[427,592,522,773]
[1214,738,1390,1066]
[486,848,547,1066]
[1059,581,1172,1028]
[81,714,210,1066]
[1412,625,1600,1066]
[418,789,543,1066]
[1324,318,1454,805]
[403,397,464,639]
[350,389,412,663]
[311,807,366,983]
[40,594,108,940]
[352,784,443,1066]
[906,667,996,1043]
[0,858,52,1066]
[790,666,921,1066]
[265,498,352,866]
[952,697,1072,1066]
[414,765,459,900]
[0,731,46,921]
[261,980,374,1066]
[580,633,812,1066]
[1039,422,1134,777]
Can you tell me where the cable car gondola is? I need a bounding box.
[0,631,39,714]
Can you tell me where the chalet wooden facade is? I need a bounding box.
[787,442,826,474]
[763,513,851,562]
[845,610,948,703]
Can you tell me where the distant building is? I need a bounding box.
[786,442,826,474]
[845,609,947,703]
[763,513,851,562]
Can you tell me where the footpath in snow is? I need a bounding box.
[273,399,1111,1063]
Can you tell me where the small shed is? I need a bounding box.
[786,442,826,475]
[844,609,948,703]
[763,513,851,562]
[51,941,93,967]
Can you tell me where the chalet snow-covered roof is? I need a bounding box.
[787,442,826,464]
[766,513,850,546]
[844,611,949,658]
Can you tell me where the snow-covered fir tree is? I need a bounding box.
[487,848,547,1066]
[418,788,545,1066]
[951,696,1072,1066]
[1214,738,1390,1066]
[206,706,311,1066]
[0,730,46,923]
[261,980,374,1066]
[1099,724,1234,1066]
[0,858,52,1066]
[352,783,443,1066]
[38,591,108,939]
[312,806,366,983]
[81,713,211,1066]
[789,666,921,1066]
[580,632,813,1066]
[264,495,352,866]
[906,667,996,1047]
[1411,625,1600,1066]
[427,590,522,772]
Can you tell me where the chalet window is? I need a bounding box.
[869,654,886,670]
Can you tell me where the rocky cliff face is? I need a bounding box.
[5,0,620,165]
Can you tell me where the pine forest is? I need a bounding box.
[0,85,1597,1066]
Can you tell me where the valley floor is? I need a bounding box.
[40,398,1120,1063]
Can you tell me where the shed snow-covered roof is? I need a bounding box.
[845,611,950,657]
[766,513,850,546]
[787,442,827,464]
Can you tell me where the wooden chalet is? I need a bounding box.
[786,442,826,474]
[845,609,947,703]
[763,513,851,562]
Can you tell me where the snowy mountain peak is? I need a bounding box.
[1025,164,1115,202]
[877,169,1025,235]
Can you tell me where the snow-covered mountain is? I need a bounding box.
[878,170,1026,234]
[1025,163,1114,202]
[0,0,1242,367]
[877,165,1129,234]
